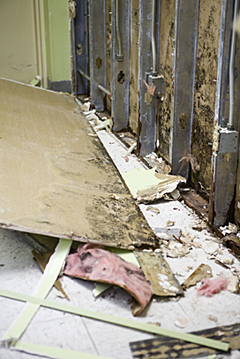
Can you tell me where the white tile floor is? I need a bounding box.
[0,111,240,359]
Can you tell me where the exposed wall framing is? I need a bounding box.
[73,0,240,226]
[191,0,222,193]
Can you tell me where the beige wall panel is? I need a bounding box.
[129,0,140,135]
[156,0,175,162]
[0,78,155,248]
[0,1,38,83]
[191,0,222,193]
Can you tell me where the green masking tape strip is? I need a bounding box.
[3,238,72,341]
[13,341,113,359]
[0,288,229,352]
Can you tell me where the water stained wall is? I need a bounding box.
[191,0,222,193]
[129,0,140,135]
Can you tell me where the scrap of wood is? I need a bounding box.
[182,264,212,290]
[134,251,183,296]
[32,249,70,301]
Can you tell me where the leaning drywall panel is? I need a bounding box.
[0,78,156,248]
[156,0,175,163]
[191,0,222,193]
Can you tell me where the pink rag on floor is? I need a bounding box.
[64,243,153,315]
[197,275,229,296]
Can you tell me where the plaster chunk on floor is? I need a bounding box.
[201,239,220,255]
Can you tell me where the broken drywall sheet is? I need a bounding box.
[182,264,213,290]
[122,167,185,203]
[134,251,183,296]
[0,78,156,249]
[64,244,153,315]
[130,323,239,359]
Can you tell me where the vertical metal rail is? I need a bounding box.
[170,0,199,177]
[74,0,88,95]
[214,0,233,127]
[138,0,161,156]
[229,0,239,128]
[209,0,239,227]
[151,0,157,76]
[111,0,130,131]
[89,0,106,111]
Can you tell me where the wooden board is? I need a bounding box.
[0,78,156,248]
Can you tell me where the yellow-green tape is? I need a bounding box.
[0,288,229,352]
[3,238,72,341]
[14,342,113,359]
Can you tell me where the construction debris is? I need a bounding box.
[223,235,240,256]
[197,274,229,296]
[64,244,153,315]
[32,250,70,300]
[227,274,240,293]
[146,206,160,214]
[130,323,239,359]
[182,264,213,290]
[201,240,220,255]
[134,251,183,296]
[166,241,190,258]
[122,167,185,203]
[154,227,182,240]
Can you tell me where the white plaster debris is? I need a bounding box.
[228,222,238,234]
[166,241,190,258]
[81,101,91,111]
[201,240,220,255]
[174,317,188,328]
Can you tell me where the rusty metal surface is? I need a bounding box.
[111,0,130,131]
[170,0,199,177]
[0,78,156,248]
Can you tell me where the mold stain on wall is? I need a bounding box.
[156,0,175,163]
[128,0,140,135]
[191,0,222,193]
